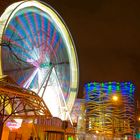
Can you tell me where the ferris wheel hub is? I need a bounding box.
[40,63,52,68]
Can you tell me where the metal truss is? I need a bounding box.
[0,75,52,123]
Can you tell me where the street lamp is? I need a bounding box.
[112,95,119,102]
[111,93,123,107]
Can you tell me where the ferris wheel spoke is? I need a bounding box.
[47,20,51,45]
[24,13,38,47]
[40,66,54,98]
[50,30,56,48]
[54,67,64,93]
[23,68,39,88]
[37,66,53,96]
[50,38,62,61]
[53,66,72,121]
[15,16,34,48]
[5,25,30,48]
[41,16,45,45]
[4,65,34,73]
[52,61,69,66]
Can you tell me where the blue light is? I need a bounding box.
[85,82,135,101]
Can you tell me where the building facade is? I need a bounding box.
[85,82,135,139]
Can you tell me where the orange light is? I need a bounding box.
[112,95,118,102]
[96,130,99,134]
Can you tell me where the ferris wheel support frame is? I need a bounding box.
[0,0,79,123]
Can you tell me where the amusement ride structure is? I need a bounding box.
[0,0,78,120]
[0,0,79,139]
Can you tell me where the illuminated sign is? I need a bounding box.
[6,119,22,130]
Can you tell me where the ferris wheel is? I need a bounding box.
[0,0,79,121]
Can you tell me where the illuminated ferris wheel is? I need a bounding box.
[0,0,79,121]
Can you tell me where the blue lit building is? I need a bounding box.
[84,82,135,139]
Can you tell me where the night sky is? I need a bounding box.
[0,0,140,99]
